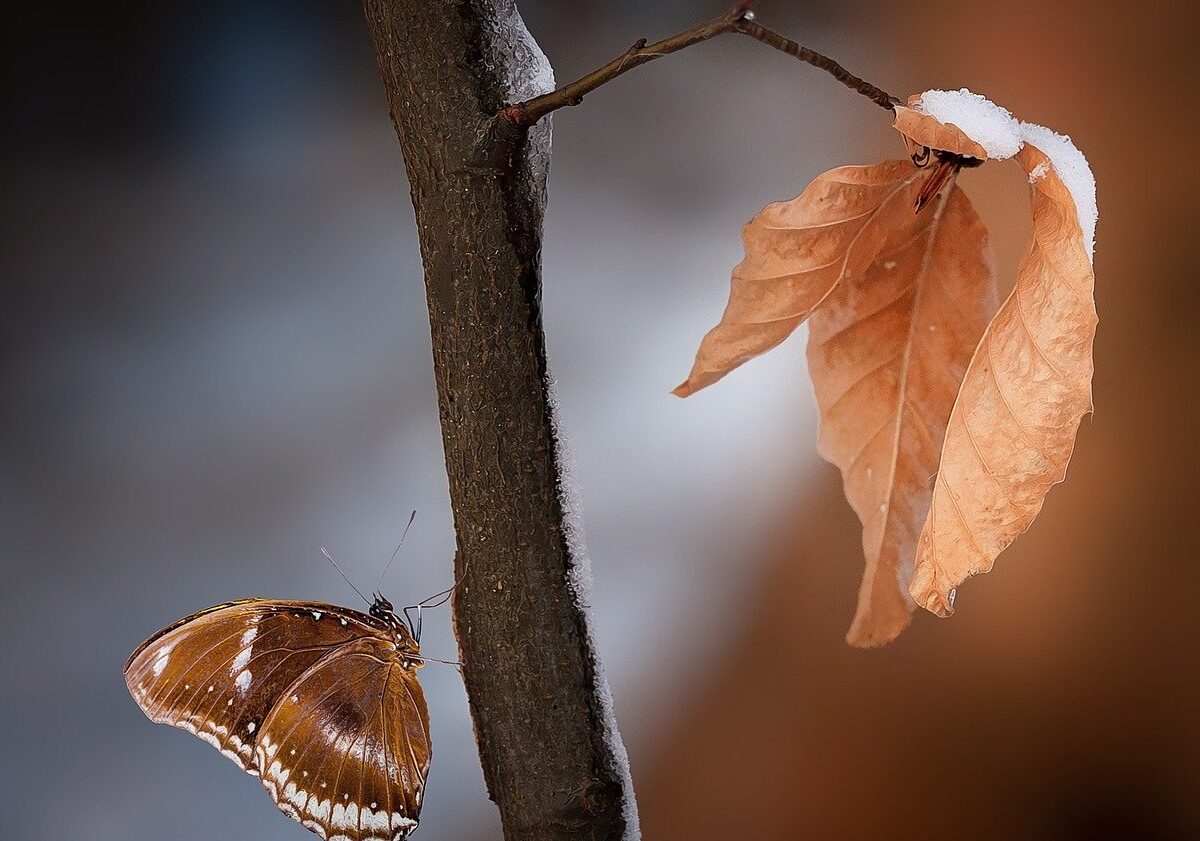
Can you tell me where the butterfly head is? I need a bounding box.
[369,592,420,656]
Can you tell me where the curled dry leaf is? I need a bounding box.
[908,145,1097,615]
[893,104,990,161]
[808,182,997,645]
[673,162,926,397]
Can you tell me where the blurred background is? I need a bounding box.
[3,1,1195,839]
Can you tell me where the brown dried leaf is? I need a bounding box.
[808,183,997,646]
[893,100,990,160]
[909,145,1097,616]
[673,162,926,397]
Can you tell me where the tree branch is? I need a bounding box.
[733,16,902,111]
[500,5,745,127]
[362,1,635,839]
[501,5,899,130]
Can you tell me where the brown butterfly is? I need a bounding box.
[125,590,438,841]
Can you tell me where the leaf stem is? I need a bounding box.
[499,4,899,129]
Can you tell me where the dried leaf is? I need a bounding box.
[675,86,1096,643]
[808,183,997,646]
[909,145,1097,615]
[674,162,926,397]
[893,103,990,160]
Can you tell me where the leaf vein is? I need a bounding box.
[940,473,986,561]
[1013,273,1071,384]
[846,415,894,473]
[822,351,904,416]
[818,283,916,347]
[984,339,1056,463]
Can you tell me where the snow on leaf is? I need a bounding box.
[674,161,926,397]
[894,104,992,161]
[1018,122,1097,260]
[909,144,1097,616]
[898,89,1024,160]
[808,182,997,646]
[895,89,1097,260]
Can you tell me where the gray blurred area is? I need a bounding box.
[2,2,895,838]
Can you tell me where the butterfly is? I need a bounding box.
[124,590,439,841]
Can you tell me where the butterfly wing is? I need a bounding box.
[255,637,431,841]
[124,600,383,774]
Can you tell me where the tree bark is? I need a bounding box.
[362,2,635,840]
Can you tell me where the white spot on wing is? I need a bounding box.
[231,646,252,674]
[235,669,253,693]
[151,644,173,676]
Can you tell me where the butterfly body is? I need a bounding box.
[125,598,431,841]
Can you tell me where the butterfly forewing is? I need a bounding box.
[125,599,431,840]
[256,638,430,841]
[125,601,376,772]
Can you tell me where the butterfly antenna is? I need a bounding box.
[321,547,371,607]
[377,509,417,592]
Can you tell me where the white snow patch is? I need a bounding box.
[493,2,555,102]
[547,374,640,840]
[1019,121,1098,260]
[915,88,1097,261]
[914,88,1023,159]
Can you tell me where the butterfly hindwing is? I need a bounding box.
[255,637,431,841]
[124,600,384,774]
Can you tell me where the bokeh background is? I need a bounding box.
[3,1,1195,839]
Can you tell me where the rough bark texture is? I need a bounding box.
[362,2,634,840]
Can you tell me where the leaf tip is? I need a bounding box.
[671,381,695,398]
[912,586,955,618]
[845,628,898,649]
[845,607,913,648]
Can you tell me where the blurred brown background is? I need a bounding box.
[3,1,1195,840]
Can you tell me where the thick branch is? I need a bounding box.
[502,6,899,129]
[362,1,634,840]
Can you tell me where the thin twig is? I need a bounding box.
[500,5,745,127]
[733,17,901,111]
[500,4,899,130]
